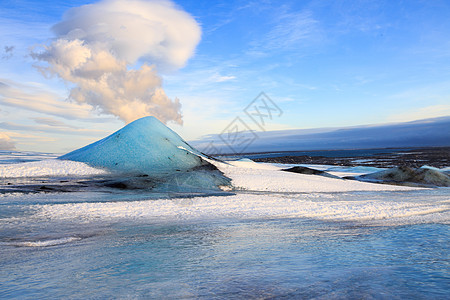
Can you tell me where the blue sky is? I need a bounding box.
[1,0,450,152]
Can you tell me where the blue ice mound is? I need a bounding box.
[59,116,207,176]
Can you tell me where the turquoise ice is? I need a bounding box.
[59,116,207,176]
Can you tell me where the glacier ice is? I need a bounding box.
[0,117,231,193]
[59,116,210,177]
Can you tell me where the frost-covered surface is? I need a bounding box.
[213,160,417,193]
[59,116,205,175]
[26,190,448,226]
[3,154,445,227]
[0,159,108,178]
[1,143,447,227]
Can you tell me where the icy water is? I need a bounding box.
[1,152,449,299]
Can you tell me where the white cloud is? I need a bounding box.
[0,132,15,150]
[31,0,201,124]
[52,0,200,69]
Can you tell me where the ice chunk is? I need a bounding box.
[59,117,207,176]
[353,166,450,187]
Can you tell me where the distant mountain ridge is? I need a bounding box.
[191,116,450,154]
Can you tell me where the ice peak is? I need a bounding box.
[59,116,206,175]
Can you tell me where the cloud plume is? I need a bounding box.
[31,0,201,124]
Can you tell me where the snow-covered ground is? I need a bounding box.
[1,154,415,192]
[2,156,447,227]
[0,159,108,178]
[214,160,415,193]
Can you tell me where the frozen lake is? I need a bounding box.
[0,151,449,299]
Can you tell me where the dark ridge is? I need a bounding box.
[282,166,342,179]
[283,166,326,175]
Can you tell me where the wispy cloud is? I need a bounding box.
[32,117,78,128]
[165,64,242,94]
[0,121,108,136]
[3,131,57,144]
[0,79,95,120]
[202,1,264,35]
[211,74,236,83]
[329,1,389,34]
[248,8,321,55]
[266,10,319,49]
